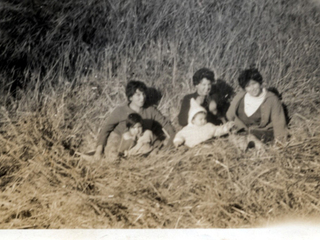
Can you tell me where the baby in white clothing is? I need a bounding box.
[174,98,234,148]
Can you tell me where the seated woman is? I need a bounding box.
[178,68,225,127]
[94,80,175,161]
[226,68,288,149]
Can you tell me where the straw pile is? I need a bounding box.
[0,109,319,228]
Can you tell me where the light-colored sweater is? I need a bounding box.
[118,130,154,156]
[174,123,231,148]
[226,90,288,141]
[174,98,231,148]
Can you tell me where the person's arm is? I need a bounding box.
[94,145,103,161]
[209,121,234,137]
[173,131,185,148]
[178,95,190,127]
[226,96,237,121]
[270,97,288,143]
[137,130,153,144]
[149,107,176,147]
[226,92,248,133]
[94,107,123,160]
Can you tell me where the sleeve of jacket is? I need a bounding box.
[96,107,123,149]
[178,95,190,127]
[270,96,288,142]
[226,101,235,121]
[150,107,176,139]
[173,129,185,145]
[208,123,230,137]
[226,92,243,121]
[226,91,248,132]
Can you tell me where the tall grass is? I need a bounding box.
[0,0,319,228]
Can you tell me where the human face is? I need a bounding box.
[245,80,263,97]
[129,122,143,138]
[192,112,207,127]
[195,78,212,96]
[129,89,145,108]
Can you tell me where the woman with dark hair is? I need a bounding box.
[94,80,175,161]
[226,68,288,148]
[178,68,224,127]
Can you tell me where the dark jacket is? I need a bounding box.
[178,92,221,126]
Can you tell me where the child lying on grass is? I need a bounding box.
[118,113,154,157]
[174,98,234,148]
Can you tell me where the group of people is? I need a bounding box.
[93,67,288,161]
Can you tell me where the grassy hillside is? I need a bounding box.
[0,0,319,228]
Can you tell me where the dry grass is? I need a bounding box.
[0,115,320,228]
[0,0,320,229]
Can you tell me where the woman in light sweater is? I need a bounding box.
[226,68,288,149]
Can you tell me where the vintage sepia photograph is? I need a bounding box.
[0,0,319,238]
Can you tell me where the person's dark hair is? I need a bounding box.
[126,80,147,101]
[238,68,263,89]
[192,68,215,86]
[126,113,143,129]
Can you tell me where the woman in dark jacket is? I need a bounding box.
[178,68,224,127]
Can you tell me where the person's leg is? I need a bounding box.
[249,129,274,144]
[246,133,265,151]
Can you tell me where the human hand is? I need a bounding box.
[225,121,235,131]
[174,139,184,148]
[93,145,103,161]
[123,150,128,157]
